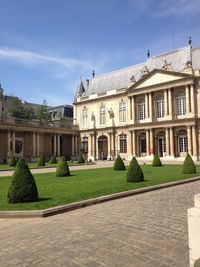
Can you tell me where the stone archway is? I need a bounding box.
[98,135,108,160]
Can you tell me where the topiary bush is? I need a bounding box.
[126,157,144,183]
[56,156,70,177]
[77,151,85,164]
[113,155,126,170]
[9,156,17,167]
[7,158,38,203]
[49,155,57,164]
[182,153,196,174]
[152,152,162,167]
[37,156,45,167]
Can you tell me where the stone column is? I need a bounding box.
[72,135,74,156]
[170,127,174,156]
[150,128,154,154]
[37,132,40,157]
[149,93,153,120]
[7,130,11,157]
[12,131,15,156]
[192,125,197,156]
[57,134,60,157]
[54,134,57,156]
[127,131,132,156]
[129,97,132,120]
[166,128,170,156]
[132,96,135,123]
[146,129,150,156]
[190,84,195,114]
[132,130,136,156]
[164,89,168,116]
[186,85,190,114]
[33,132,36,157]
[187,126,192,155]
[145,94,149,118]
[168,88,173,118]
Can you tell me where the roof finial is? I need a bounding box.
[92,70,95,78]
[147,50,150,59]
[188,36,192,48]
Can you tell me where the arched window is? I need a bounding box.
[83,106,88,127]
[81,137,88,153]
[100,104,106,125]
[119,100,126,122]
[119,134,127,153]
[178,130,187,152]
[176,91,186,115]
[156,96,164,118]
[138,98,145,120]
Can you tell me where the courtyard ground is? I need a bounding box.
[0,180,199,266]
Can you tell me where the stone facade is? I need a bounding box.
[74,45,200,161]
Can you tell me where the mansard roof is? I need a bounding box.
[83,46,200,97]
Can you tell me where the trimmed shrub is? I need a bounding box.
[152,153,162,167]
[49,155,57,164]
[56,156,70,177]
[77,151,85,164]
[9,156,17,167]
[113,155,126,170]
[37,156,45,167]
[182,153,196,174]
[126,157,144,183]
[7,158,38,203]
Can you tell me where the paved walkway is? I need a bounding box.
[0,180,200,266]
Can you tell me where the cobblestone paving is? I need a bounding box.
[1,181,200,267]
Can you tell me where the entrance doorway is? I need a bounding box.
[15,137,24,157]
[98,135,108,160]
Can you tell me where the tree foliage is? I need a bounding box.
[126,157,144,183]
[37,156,46,167]
[7,158,38,203]
[152,153,162,167]
[113,155,126,170]
[49,155,57,164]
[77,151,85,164]
[182,153,196,174]
[56,156,70,177]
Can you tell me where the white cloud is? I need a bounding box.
[0,48,92,70]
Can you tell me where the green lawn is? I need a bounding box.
[0,165,199,211]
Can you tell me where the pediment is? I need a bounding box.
[130,69,192,90]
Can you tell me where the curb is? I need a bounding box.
[1,176,200,219]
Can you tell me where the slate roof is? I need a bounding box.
[83,46,200,97]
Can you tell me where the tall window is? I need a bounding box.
[178,131,187,152]
[82,137,88,153]
[119,134,127,153]
[176,91,186,115]
[83,107,88,127]
[138,98,145,120]
[119,100,126,122]
[100,104,106,125]
[156,96,164,118]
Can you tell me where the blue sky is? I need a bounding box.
[0,0,200,106]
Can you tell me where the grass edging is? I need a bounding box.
[1,175,200,219]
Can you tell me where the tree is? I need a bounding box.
[35,100,50,122]
[182,153,196,174]
[152,153,162,167]
[23,105,36,120]
[126,157,144,182]
[49,155,57,164]
[37,156,45,167]
[7,97,25,119]
[7,158,38,203]
[77,151,85,164]
[113,155,126,170]
[9,156,17,167]
[56,156,70,177]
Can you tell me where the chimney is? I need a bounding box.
[147,50,150,59]
[92,70,95,78]
[188,36,192,48]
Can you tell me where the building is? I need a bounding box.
[74,43,200,161]
[0,88,79,163]
[48,105,73,121]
